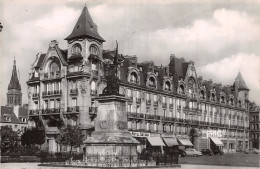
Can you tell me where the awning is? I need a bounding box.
[210,137,224,146]
[177,138,193,146]
[163,137,179,147]
[147,137,165,146]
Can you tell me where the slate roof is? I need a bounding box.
[8,60,21,90]
[0,106,28,124]
[65,6,105,42]
[35,54,46,68]
[234,72,249,91]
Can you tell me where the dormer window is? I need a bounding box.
[179,84,185,94]
[200,90,205,99]
[230,98,234,105]
[130,72,138,83]
[89,45,99,55]
[211,93,216,101]
[238,100,242,107]
[72,44,82,54]
[148,77,156,87]
[220,96,225,104]
[164,81,171,91]
[50,61,60,77]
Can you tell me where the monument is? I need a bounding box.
[83,42,140,167]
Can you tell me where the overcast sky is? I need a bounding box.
[0,0,259,105]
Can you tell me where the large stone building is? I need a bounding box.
[0,59,28,133]
[249,102,260,149]
[27,6,250,153]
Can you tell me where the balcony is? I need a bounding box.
[177,105,181,110]
[70,88,78,95]
[161,116,175,122]
[130,79,138,84]
[32,93,39,99]
[127,96,133,102]
[127,112,144,119]
[89,107,97,115]
[67,106,80,113]
[90,89,97,95]
[29,109,40,116]
[42,108,61,115]
[44,71,61,79]
[162,102,167,108]
[146,100,151,105]
[42,90,62,97]
[148,84,156,88]
[145,114,161,121]
[136,97,141,104]
[153,101,158,106]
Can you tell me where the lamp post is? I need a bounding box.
[0,22,3,32]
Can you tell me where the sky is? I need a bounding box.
[0,0,260,105]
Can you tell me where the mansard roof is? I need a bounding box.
[65,6,105,42]
[234,72,249,91]
[8,60,21,91]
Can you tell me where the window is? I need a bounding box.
[72,44,82,54]
[72,98,77,107]
[153,95,157,102]
[44,100,49,109]
[179,84,185,94]
[146,93,150,101]
[162,97,166,103]
[154,108,157,116]
[50,62,60,73]
[89,45,99,55]
[130,72,138,83]
[149,77,155,87]
[165,81,171,91]
[91,81,96,90]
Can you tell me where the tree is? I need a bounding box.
[56,125,84,157]
[0,126,20,153]
[21,127,46,147]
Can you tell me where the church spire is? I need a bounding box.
[8,58,21,90]
[65,6,105,42]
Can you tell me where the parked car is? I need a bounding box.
[184,148,203,157]
[201,149,214,156]
[244,148,259,154]
[212,149,224,155]
[178,149,186,157]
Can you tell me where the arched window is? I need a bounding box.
[212,93,215,101]
[89,45,99,55]
[221,96,225,103]
[149,77,155,87]
[50,62,60,72]
[230,98,234,105]
[130,72,138,83]
[188,78,196,93]
[91,81,96,90]
[72,44,82,54]
[200,90,205,99]
[238,100,242,107]
[179,84,185,94]
[165,81,171,91]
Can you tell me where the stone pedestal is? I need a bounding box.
[83,95,139,156]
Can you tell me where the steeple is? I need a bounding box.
[65,6,105,42]
[7,58,22,107]
[234,72,249,91]
[8,59,21,90]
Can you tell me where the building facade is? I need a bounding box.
[249,102,260,149]
[27,6,250,153]
[0,59,28,133]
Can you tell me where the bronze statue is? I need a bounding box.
[102,41,123,95]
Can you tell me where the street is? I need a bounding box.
[0,153,259,169]
[179,153,260,167]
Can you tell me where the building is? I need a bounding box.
[27,6,250,153]
[249,102,260,149]
[0,59,28,133]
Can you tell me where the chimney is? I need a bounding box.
[208,79,213,85]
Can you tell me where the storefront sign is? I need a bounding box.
[130,132,150,137]
[201,129,226,138]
